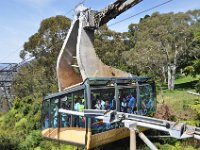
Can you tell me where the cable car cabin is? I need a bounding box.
[41,77,156,149]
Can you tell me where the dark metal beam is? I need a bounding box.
[0,81,13,82]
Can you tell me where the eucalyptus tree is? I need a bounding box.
[124,12,195,90]
[14,15,71,97]
[94,25,130,70]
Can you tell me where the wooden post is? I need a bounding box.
[130,128,136,150]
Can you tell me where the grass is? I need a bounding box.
[153,75,200,149]
[157,89,198,115]
[175,75,198,84]
[156,75,199,121]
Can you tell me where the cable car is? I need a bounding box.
[41,77,156,149]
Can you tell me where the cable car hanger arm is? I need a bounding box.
[95,0,143,27]
[79,0,143,29]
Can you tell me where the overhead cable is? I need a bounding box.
[109,0,174,27]
[64,0,87,16]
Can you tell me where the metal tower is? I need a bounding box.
[0,63,18,111]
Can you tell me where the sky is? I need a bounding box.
[0,0,200,63]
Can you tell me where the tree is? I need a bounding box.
[94,25,131,71]
[123,39,165,78]
[124,12,196,90]
[0,15,79,150]
[183,12,200,93]
[14,15,71,97]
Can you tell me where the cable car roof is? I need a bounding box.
[44,76,152,100]
[84,76,152,86]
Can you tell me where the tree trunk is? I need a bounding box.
[162,66,167,83]
[168,65,172,90]
[167,50,178,90]
[168,64,176,90]
[171,64,176,90]
[171,50,178,90]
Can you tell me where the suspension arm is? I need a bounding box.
[95,0,143,27]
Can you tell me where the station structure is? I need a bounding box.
[0,63,18,111]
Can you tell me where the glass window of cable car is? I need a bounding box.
[60,94,73,127]
[91,87,115,110]
[118,81,155,115]
[73,90,85,128]
[119,85,137,114]
[90,87,116,134]
[138,83,156,115]
[41,99,50,129]
[49,98,59,128]
[42,87,86,145]
[40,97,59,140]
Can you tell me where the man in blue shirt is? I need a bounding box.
[128,94,136,114]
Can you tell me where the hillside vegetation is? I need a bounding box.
[0,10,200,150]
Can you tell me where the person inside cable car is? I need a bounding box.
[74,97,81,111]
[95,99,102,110]
[79,99,85,127]
[65,101,72,127]
[95,96,105,110]
[53,105,58,127]
[105,100,111,110]
[109,95,116,110]
[127,93,136,114]
[146,95,154,112]
[61,103,67,127]
[140,95,147,115]
[44,113,49,128]
[93,96,108,132]
[121,98,128,113]
[74,97,81,127]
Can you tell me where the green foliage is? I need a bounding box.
[0,15,80,150]
[193,59,200,93]
[175,75,198,84]
[37,140,80,150]
[183,58,200,93]
[19,130,42,150]
[94,25,131,72]
[154,142,199,150]
[0,134,18,150]
[0,94,80,150]
[0,96,42,149]
[194,30,200,41]
[184,66,195,76]
[13,62,58,98]
[123,10,200,90]
[191,99,200,116]
[193,59,200,75]
[21,15,71,59]
[14,15,71,98]
[196,79,200,93]
[156,77,200,149]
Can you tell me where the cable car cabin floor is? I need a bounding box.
[42,126,148,149]
[42,127,86,145]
